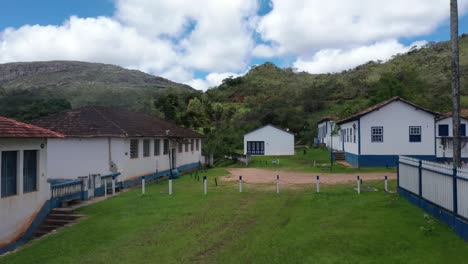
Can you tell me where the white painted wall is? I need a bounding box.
[435,117,468,158]
[46,137,203,183]
[244,125,295,156]
[0,138,50,246]
[340,121,359,155]
[360,100,436,155]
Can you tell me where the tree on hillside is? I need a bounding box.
[451,0,462,167]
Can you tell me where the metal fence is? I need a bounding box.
[398,156,468,222]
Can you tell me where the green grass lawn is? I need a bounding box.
[2,168,467,264]
[226,147,396,174]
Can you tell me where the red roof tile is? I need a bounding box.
[30,106,203,138]
[436,109,468,121]
[0,116,64,138]
[336,97,440,125]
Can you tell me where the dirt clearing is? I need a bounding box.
[223,168,396,185]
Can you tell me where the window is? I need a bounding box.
[191,139,194,151]
[350,128,353,143]
[409,126,421,142]
[438,124,449,137]
[196,139,200,151]
[185,142,189,152]
[23,150,38,193]
[247,141,265,155]
[461,124,466,137]
[143,139,150,157]
[347,128,350,142]
[130,139,139,159]
[1,151,18,197]
[178,142,183,153]
[154,139,160,156]
[353,127,356,143]
[163,139,169,155]
[371,127,383,142]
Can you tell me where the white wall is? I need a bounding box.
[340,121,359,154]
[244,125,295,156]
[436,117,468,158]
[360,100,436,155]
[47,137,203,183]
[0,138,50,246]
[47,138,110,180]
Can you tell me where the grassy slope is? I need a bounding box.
[2,169,467,264]
[226,147,395,173]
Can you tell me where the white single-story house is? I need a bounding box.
[335,97,439,167]
[435,110,468,161]
[0,116,63,250]
[244,124,295,156]
[31,106,203,196]
[317,116,342,151]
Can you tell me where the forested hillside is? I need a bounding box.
[1,35,467,157]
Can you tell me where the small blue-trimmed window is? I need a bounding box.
[1,151,18,197]
[438,124,449,137]
[371,127,383,142]
[23,150,38,193]
[409,126,421,142]
[461,124,466,137]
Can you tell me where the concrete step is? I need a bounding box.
[51,208,75,215]
[43,219,74,227]
[47,213,83,221]
[38,225,61,232]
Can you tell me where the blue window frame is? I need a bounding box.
[247,141,264,155]
[461,124,466,137]
[23,150,38,193]
[371,127,383,142]
[1,151,18,197]
[409,126,421,142]
[438,124,449,137]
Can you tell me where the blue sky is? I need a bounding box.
[0,0,467,90]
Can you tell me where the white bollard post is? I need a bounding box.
[384,176,388,192]
[313,160,316,167]
[104,179,108,198]
[112,177,116,196]
[203,176,207,195]
[276,175,280,194]
[357,176,361,194]
[239,176,243,193]
[316,175,320,193]
[142,176,146,195]
[169,179,173,195]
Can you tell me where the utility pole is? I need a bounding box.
[451,0,462,167]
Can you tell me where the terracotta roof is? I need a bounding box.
[244,124,295,136]
[436,109,468,121]
[336,97,440,125]
[0,116,64,138]
[317,115,337,124]
[30,106,203,138]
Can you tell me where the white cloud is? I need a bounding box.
[0,0,467,90]
[293,40,427,74]
[257,0,468,56]
[186,72,242,91]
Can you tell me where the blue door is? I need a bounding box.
[247,141,265,155]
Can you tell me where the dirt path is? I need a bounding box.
[223,168,396,185]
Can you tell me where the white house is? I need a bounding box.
[317,116,342,151]
[0,116,63,250]
[244,124,295,156]
[31,106,203,196]
[335,97,439,167]
[435,110,468,161]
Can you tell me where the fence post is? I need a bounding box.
[112,175,117,196]
[239,176,243,193]
[203,176,207,195]
[104,179,108,198]
[357,176,360,194]
[142,176,145,195]
[384,176,388,192]
[397,159,400,189]
[316,175,320,193]
[418,160,422,197]
[215,177,218,187]
[276,175,280,194]
[169,178,173,195]
[453,166,458,215]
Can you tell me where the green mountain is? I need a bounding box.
[207,34,468,135]
[0,61,196,121]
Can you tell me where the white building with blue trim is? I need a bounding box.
[435,111,468,161]
[335,97,439,167]
[244,124,295,156]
